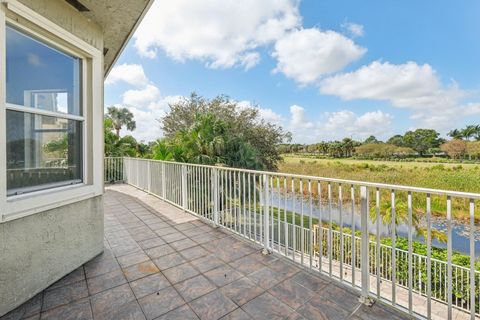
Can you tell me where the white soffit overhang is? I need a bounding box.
[65,0,154,77]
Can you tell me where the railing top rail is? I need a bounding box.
[120,157,480,199]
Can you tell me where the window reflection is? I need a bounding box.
[6,26,82,116]
[6,111,83,195]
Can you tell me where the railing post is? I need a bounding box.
[262,174,271,255]
[212,168,219,227]
[147,160,151,193]
[359,185,373,305]
[161,162,166,200]
[123,157,128,184]
[120,157,125,182]
[181,164,187,211]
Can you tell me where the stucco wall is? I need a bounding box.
[0,196,104,316]
[0,2,105,316]
[16,0,103,50]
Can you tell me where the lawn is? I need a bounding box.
[278,155,480,221]
[279,155,480,193]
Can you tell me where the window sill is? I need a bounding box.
[1,184,103,223]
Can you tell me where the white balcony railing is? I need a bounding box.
[105,157,480,320]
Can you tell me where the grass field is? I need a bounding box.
[278,155,480,221]
[282,155,480,169]
[279,155,480,193]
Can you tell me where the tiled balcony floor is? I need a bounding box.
[1,184,410,320]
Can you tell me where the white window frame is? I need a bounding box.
[0,0,104,222]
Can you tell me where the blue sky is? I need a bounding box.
[105,0,480,143]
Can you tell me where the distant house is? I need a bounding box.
[0,0,153,315]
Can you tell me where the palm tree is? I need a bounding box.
[106,106,136,137]
[369,198,446,242]
[473,125,480,141]
[461,125,477,141]
[447,129,463,140]
[342,138,355,157]
[318,142,329,155]
[151,140,174,161]
[176,113,226,165]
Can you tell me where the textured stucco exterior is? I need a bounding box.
[1,0,106,316]
[16,0,104,50]
[0,196,104,316]
[16,0,152,74]
[0,0,152,316]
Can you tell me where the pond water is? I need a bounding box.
[270,193,480,256]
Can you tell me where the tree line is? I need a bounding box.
[280,126,480,161]
[104,94,290,170]
[104,96,480,167]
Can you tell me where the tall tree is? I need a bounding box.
[403,129,443,156]
[447,129,464,140]
[364,135,380,144]
[472,125,480,141]
[106,106,136,137]
[341,138,355,157]
[387,134,405,147]
[440,140,467,159]
[161,93,290,170]
[461,125,478,141]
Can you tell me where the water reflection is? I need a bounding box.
[270,192,480,255]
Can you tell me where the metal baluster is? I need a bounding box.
[292,178,296,262]
[469,199,475,320]
[262,174,270,254]
[328,183,332,277]
[447,196,452,320]
[259,174,263,245]
[351,185,356,286]
[309,180,313,269]
[254,173,257,242]
[248,172,252,239]
[408,192,413,315]
[277,177,281,253]
[270,176,274,250]
[391,189,397,305]
[230,170,234,230]
[376,188,381,297]
[427,194,432,319]
[243,172,246,237]
[339,184,344,280]
[233,171,237,232]
[360,185,371,304]
[300,179,305,266]
[318,182,323,273]
[284,177,288,257]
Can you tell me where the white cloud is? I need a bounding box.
[105,62,185,142]
[28,53,43,66]
[341,22,364,37]
[290,105,314,128]
[272,28,366,85]
[236,100,285,125]
[284,105,393,143]
[105,63,149,87]
[285,105,317,143]
[258,108,284,124]
[240,52,261,70]
[322,110,393,139]
[124,106,165,142]
[122,84,161,107]
[122,95,184,142]
[319,61,475,129]
[133,0,300,69]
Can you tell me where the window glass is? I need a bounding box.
[6,25,82,116]
[6,111,83,195]
[5,25,84,196]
